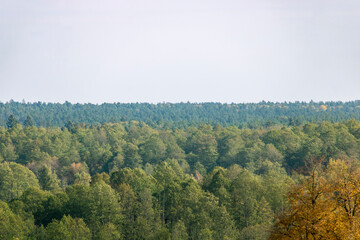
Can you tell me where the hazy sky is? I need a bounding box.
[1,0,359,103]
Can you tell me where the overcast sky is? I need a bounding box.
[0,0,359,103]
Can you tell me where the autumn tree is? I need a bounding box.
[270,159,360,239]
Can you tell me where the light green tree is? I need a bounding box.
[0,200,28,240]
[44,215,91,240]
[0,162,40,202]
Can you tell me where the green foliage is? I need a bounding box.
[86,181,122,234]
[23,115,35,127]
[95,223,121,240]
[6,114,19,129]
[0,162,40,202]
[123,143,142,168]
[64,184,90,219]
[185,127,219,170]
[36,166,61,192]
[0,200,29,239]
[171,220,188,240]
[0,119,360,239]
[44,215,91,240]
[3,101,360,128]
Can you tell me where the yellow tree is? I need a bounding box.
[325,159,360,239]
[269,159,360,240]
[269,161,336,240]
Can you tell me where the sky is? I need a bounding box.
[0,0,359,104]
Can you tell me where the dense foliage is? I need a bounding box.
[270,159,360,239]
[1,117,360,239]
[2,100,360,128]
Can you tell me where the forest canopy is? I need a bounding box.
[1,117,360,239]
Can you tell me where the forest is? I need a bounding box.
[2,112,360,239]
[2,100,360,128]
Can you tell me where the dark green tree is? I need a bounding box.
[23,115,35,127]
[6,114,19,129]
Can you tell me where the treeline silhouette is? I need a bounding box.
[1,100,360,128]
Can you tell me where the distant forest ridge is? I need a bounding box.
[1,100,360,128]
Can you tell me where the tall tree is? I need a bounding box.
[6,114,19,129]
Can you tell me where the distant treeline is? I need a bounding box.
[1,100,360,128]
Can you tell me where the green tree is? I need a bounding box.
[0,200,28,239]
[0,162,40,202]
[117,183,138,239]
[229,168,273,234]
[44,215,91,240]
[140,135,167,164]
[64,184,90,219]
[185,128,218,171]
[96,223,122,240]
[171,220,188,240]
[86,181,122,235]
[23,115,35,127]
[124,143,142,168]
[136,188,160,239]
[6,114,19,129]
[111,167,155,194]
[203,167,230,206]
[36,192,69,226]
[37,166,61,192]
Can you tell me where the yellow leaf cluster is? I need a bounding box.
[320,105,327,111]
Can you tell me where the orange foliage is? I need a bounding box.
[270,159,360,240]
[69,162,83,174]
[320,105,327,111]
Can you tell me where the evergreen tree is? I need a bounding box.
[23,115,34,127]
[6,114,19,129]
